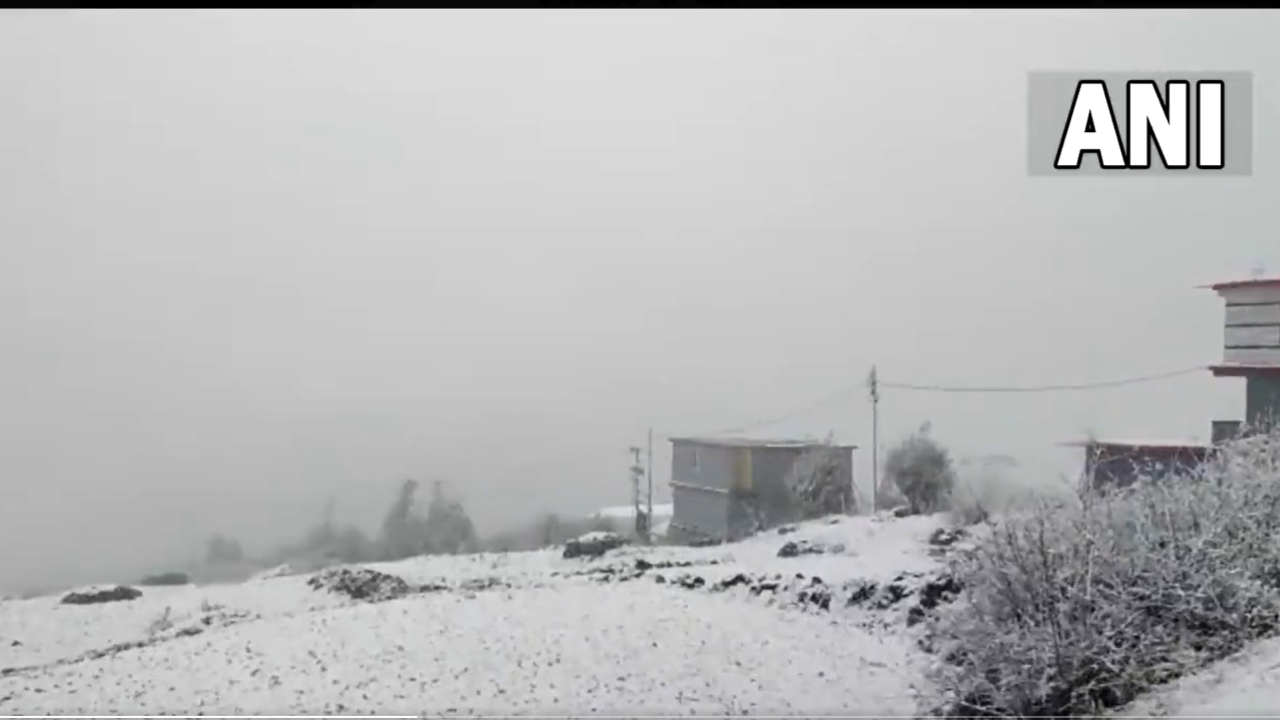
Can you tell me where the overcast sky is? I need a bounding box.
[1,9,1274,592]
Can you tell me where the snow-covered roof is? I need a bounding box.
[669,436,857,450]
[593,503,674,520]
[1201,277,1280,291]
[1059,438,1210,451]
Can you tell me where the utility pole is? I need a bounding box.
[868,365,880,513]
[646,428,654,545]
[629,446,647,542]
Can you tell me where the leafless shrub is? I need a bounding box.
[781,435,859,520]
[925,430,1280,717]
[884,422,956,514]
[147,606,173,636]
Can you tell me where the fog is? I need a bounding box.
[0,9,1274,593]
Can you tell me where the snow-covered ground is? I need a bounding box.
[9,509,1268,715]
[1,512,950,715]
[1120,636,1280,717]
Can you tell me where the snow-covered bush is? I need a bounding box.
[926,430,1280,717]
[782,438,858,520]
[884,422,956,514]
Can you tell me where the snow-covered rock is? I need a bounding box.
[306,567,414,603]
[59,585,142,606]
[562,531,628,559]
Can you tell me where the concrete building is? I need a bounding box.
[1062,438,1212,491]
[1065,276,1280,490]
[1207,276,1280,433]
[666,436,855,544]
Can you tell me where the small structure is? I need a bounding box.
[592,503,675,538]
[1205,277,1280,433]
[666,436,856,544]
[1062,438,1212,491]
[1067,276,1280,491]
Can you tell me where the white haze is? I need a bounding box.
[0,9,1275,591]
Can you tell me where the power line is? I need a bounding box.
[879,365,1207,394]
[652,365,1207,442]
[654,383,863,440]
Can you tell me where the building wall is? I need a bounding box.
[1087,446,1210,491]
[669,441,733,541]
[670,440,858,542]
[1220,285,1280,366]
[671,441,734,491]
[745,446,805,531]
[669,485,730,541]
[1246,375,1280,431]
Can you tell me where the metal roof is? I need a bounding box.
[1201,277,1280,291]
[668,435,858,450]
[1059,438,1210,451]
[1210,363,1280,378]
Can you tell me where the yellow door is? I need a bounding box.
[732,447,753,492]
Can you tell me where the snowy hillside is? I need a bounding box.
[0,513,955,715]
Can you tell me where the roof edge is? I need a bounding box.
[1059,438,1211,450]
[668,435,858,450]
[1199,277,1280,291]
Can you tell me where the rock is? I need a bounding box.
[910,574,964,624]
[562,531,628,560]
[60,585,142,605]
[713,573,752,591]
[777,525,798,535]
[751,581,781,595]
[928,527,967,547]
[891,505,916,518]
[777,540,845,558]
[672,574,706,589]
[797,585,832,610]
[137,571,190,587]
[846,580,879,606]
[873,582,913,609]
[306,567,413,602]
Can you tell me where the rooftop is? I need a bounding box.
[593,503,675,520]
[1210,363,1280,378]
[668,435,858,450]
[1202,277,1280,292]
[1059,437,1211,451]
